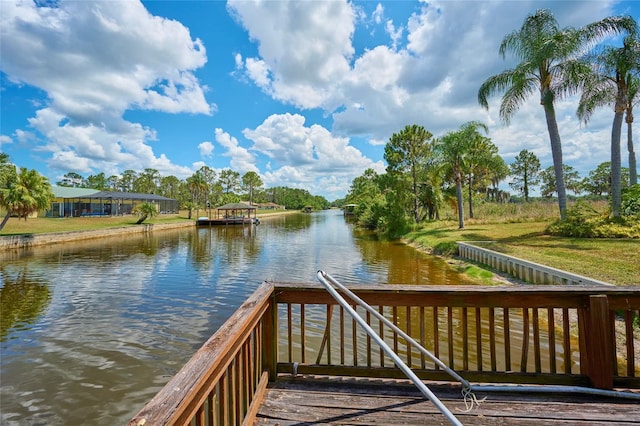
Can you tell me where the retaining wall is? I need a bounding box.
[0,221,195,251]
[457,241,613,286]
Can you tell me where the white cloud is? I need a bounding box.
[241,113,384,199]
[214,128,258,174]
[0,135,12,147]
[1,0,211,177]
[228,0,355,109]
[198,141,214,158]
[229,0,626,186]
[372,3,384,25]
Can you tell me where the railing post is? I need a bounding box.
[586,295,614,389]
[263,293,278,381]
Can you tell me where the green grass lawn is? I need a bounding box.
[0,213,192,235]
[405,219,639,286]
[0,209,297,236]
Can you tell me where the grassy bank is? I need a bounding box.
[404,201,639,286]
[0,209,298,236]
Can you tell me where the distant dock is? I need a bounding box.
[196,202,259,226]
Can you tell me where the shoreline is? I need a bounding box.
[0,209,300,251]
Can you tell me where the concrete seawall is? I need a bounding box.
[0,221,195,251]
[457,241,613,286]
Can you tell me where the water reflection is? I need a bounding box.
[0,210,473,425]
[0,267,52,341]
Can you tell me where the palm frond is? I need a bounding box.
[581,15,638,50]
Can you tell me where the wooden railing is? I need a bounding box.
[128,282,276,426]
[128,282,640,425]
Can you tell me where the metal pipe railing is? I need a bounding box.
[316,270,463,426]
[319,270,471,390]
[317,271,640,403]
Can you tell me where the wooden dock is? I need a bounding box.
[128,281,640,426]
[256,375,640,425]
[196,202,259,226]
[196,216,259,226]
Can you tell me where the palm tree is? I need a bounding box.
[626,76,639,186]
[463,135,499,219]
[0,167,55,232]
[132,202,158,224]
[478,9,635,220]
[436,121,488,229]
[578,33,640,216]
[186,172,208,217]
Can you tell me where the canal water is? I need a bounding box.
[0,210,473,425]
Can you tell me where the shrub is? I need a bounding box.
[621,184,640,217]
[547,200,640,238]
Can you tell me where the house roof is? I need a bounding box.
[89,191,175,201]
[216,202,256,210]
[51,186,176,201]
[52,186,101,198]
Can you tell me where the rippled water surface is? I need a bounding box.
[0,210,473,425]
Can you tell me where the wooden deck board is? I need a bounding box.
[254,376,640,425]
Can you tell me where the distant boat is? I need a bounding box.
[302,206,313,213]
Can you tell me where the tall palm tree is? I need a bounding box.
[626,76,639,186]
[464,135,499,219]
[0,167,55,232]
[436,121,488,229]
[478,9,635,220]
[186,172,208,217]
[578,33,640,216]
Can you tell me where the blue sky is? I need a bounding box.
[1,0,638,201]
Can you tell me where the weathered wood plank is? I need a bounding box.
[255,377,640,425]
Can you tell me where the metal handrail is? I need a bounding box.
[317,271,640,405]
[316,270,463,426]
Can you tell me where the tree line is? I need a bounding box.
[509,150,634,200]
[0,153,330,231]
[53,166,330,214]
[344,9,639,236]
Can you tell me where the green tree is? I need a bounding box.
[0,153,16,190]
[219,169,241,194]
[463,134,499,218]
[119,170,138,192]
[106,175,120,191]
[135,168,160,194]
[56,171,84,187]
[540,165,582,198]
[626,76,639,186]
[85,172,107,190]
[436,121,488,229]
[582,162,630,196]
[345,168,385,226]
[158,175,181,200]
[509,150,541,201]
[578,31,639,216]
[132,201,158,224]
[420,162,445,221]
[0,167,55,232]
[384,124,434,223]
[478,9,633,219]
[186,171,207,217]
[484,154,510,202]
[241,171,263,206]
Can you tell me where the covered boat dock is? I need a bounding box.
[196,202,259,225]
